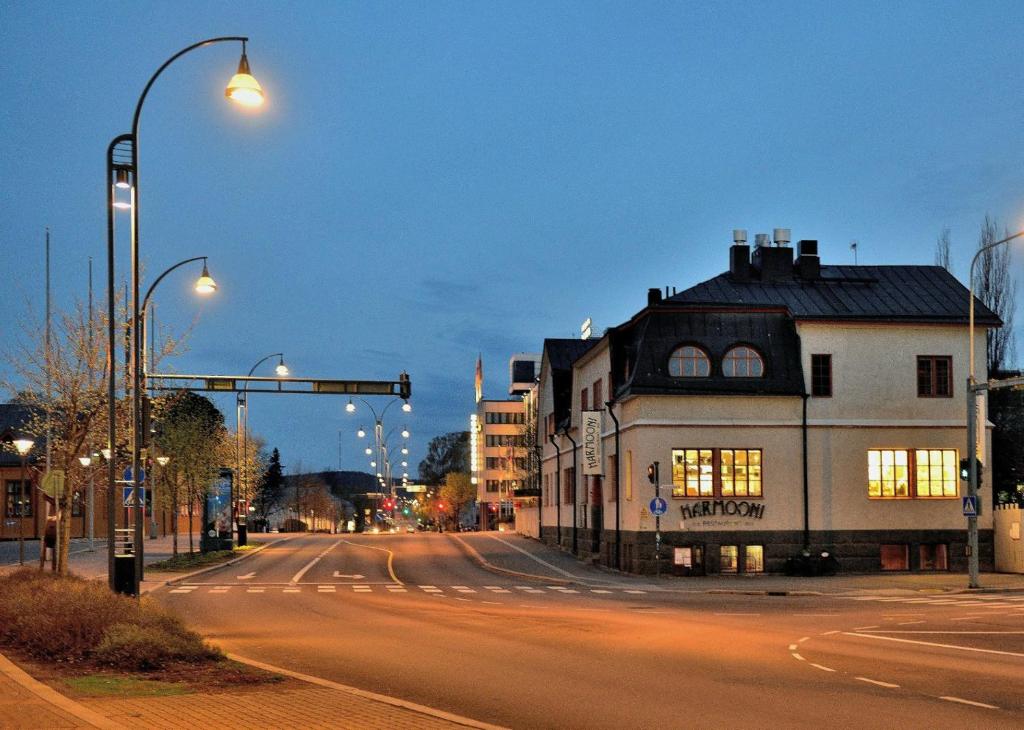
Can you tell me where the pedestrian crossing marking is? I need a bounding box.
[624,590,646,594]
[173,583,654,599]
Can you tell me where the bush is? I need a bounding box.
[0,569,221,669]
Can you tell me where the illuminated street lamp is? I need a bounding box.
[12,438,34,565]
[140,256,216,376]
[238,353,288,545]
[105,35,263,595]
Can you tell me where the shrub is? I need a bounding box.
[0,569,221,669]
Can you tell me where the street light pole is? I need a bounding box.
[238,353,287,543]
[13,439,34,566]
[966,229,1024,589]
[107,36,262,596]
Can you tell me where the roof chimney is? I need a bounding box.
[773,228,791,247]
[796,239,820,279]
[729,229,751,281]
[754,233,771,248]
[647,287,662,305]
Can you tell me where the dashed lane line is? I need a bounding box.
[856,677,900,689]
[810,664,836,673]
[939,696,999,710]
[844,631,1024,658]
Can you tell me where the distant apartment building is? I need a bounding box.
[471,354,540,530]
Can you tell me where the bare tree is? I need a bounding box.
[935,227,952,272]
[974,215,1017,373]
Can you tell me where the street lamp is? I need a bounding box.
[12,438,34,566]
[140,256,217,377]
[78,453,97,551]
[965,229,1024,588]
[238,352,288,545]
[105,36,263,595]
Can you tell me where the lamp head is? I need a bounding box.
[365,447,372,456]
[275,357,289,377]
[78,455,92,467]
[225,42,265,108]
[12,438,34,456]
[156,456,170,467]
[100,448,112,461]
[346,399,356,413]
[194,260,217,294]
[401,429,410,439]
[114,168,132,189]
[401,447,408,455]
[402,401,412,413]
[357,427,366,438]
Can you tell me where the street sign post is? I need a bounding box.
[962,495,979,517]
[649,497,668,516]
[648,462,662,576]
[122,486,146,507]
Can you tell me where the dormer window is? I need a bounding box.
[723,346,764,377]
[668,346,711,377]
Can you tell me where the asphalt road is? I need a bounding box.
[155,533,1024,729]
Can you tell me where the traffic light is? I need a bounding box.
[959,458,984,484]
[399,371,411,400]
[647,462,659,485]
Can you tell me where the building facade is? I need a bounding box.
[537,232,998,574]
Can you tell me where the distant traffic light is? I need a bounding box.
[647,462,659,485]
[960,457,984,484]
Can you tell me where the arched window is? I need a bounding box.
[723,346,764,377]
[668,346,711,377]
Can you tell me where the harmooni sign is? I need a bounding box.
[581,410,603,475]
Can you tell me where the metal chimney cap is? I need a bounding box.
[754,233,770,248]
[773,228,791,246]
[732,229,748,245]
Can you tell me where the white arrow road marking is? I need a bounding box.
[333,572,365,579]
[237,572,256,580]
[290,540,342,584]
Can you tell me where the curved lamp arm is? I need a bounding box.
[141,256,208,318]
[968,229,1024,380]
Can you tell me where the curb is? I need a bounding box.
[0,652,121,729]
[228,653,508,730]
[142,536,293,594]
[448,534,575,585]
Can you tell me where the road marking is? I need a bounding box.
[939,696,999,709]
[853,626,878,630]
[822,630,840,636]
[246,588,265,593]
[791,653,805,661]
[487,588,511,593]
[420,585,442,592]
[856,677,899,689]
[386,586,407,593]
[341,539,403,585]
[237,572,256,580]
[844,632,1024,658]
[482,533,585,580]
[169,589,192,594]
[898,621,924,625]
[798,637,810,643]
[810,664,836,673]
[333,572,365,579]
[859,630,1024,635]
[290,539,343,584]
[548,586,569,590]
[949,616,986,621]
[483,586,503,590]
[318,586,336,592]
[283,588,301,593]
[788,644,798,651]
[352,585,372,592]
[624,590,647,594]
[481,601,502,605]
[715,613,760,616]
[454,597,471,602]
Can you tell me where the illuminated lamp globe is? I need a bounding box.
[346,399,356,413]
[402,401,411,413]
[78,455,92,467]
[365,447,372,456]
[275,361,289,377]
[401,429,410,439]
[225,47,264,107]
[194,261,217,294]
[156,456,170,467]
[12,438,34,456]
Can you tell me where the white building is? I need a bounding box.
[536,231,998,574]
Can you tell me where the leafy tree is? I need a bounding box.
[990,387,1024,506]
[440,472,475,528]
[154,392,224,555]
[418,431,469,485]
[252,447,285,530]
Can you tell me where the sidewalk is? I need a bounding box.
[461,532,1024,595]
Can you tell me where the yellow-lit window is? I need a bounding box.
[721,449,761,497]
[625,450,633,500]
[915,449,958,498]
[868,449,909,498]
[720,545,738,573]
[672,449,713,497]
[744,545,764,573]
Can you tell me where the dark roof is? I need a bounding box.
[668,265,1001,326]
[613,311,805,398]
[542,339,600,429]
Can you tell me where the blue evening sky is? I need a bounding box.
[2,1,1023,474]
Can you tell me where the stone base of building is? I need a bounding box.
[539,527,994,575]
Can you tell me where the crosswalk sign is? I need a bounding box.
[962,495,978,517]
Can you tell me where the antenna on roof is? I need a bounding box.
[850,240,859,265]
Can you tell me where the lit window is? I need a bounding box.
[721,449,762,497]
[915,449,957,497]
[880,544,909,571]
[672,448,763,498]
[668,346,711,377]
[867,449,909,498]
[672,449,713,497]
[720,545,738,573]
[744,545,764,574]
[723,346,764,377]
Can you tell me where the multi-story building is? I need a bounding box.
[537,230,998,574]
[471,354,540,530]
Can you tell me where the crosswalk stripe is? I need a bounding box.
[624,590,646,594]
[591,589,611,594]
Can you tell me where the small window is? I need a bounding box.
[580,388,588,411]
[811,354,832,397]
[723,346,764,377]
[917,356,952,397]
[593,379,603,408]
[919,544,949,571]
[668,346,711,377]
[744,545,764,574]
[720,545,739,573]
[880,544,909,571]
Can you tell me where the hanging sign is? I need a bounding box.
[581,410,603,476]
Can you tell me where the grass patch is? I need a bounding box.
[65,674,189,698]
[0,569,222,670]
[147,544,256,572]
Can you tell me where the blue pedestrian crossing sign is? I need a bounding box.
[123,487,146,508]
[962,495,978,517]
[649,497,668,516]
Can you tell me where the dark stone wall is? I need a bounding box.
[539,526,994,575]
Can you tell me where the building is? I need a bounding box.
[471,355,540,530]
[536,230,998,574]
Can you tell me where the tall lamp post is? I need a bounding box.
[966,229,1024,589]
[13,438,34,566]
[141,256,217,378]
[237,353,288,544]
[77,452,97,551]
[348,397,411,520]
[105,36,263,595]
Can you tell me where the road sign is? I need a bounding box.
[122,486,146,507]
[41,470,65,498]
[122,466,146,484]
[649,497,668,516]
[962,495,978,517]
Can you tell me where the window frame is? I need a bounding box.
[867,448,959,500]
[917,355,953,398]
[670,447,764,499]
[810,353,832,397]
[668,344,711,378]
[722,345,765,378]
